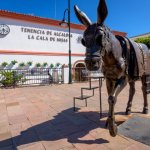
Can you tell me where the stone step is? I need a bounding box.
[81,86,99,90]
[74,95,93,100]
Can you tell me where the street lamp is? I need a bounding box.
[59,0,72,84]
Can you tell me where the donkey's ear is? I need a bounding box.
[74,5,92,27]
[97,0,108,25]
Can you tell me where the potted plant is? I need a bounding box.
[11,60,18,65]
[35,63,41,68]
[50,63,54,69]
[19,62,25,68]
[27,61,32,66]
[55,62,61,68]
[1,62,8,67]
[43,62,48,67]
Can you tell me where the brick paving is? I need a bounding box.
[0,80,150,150]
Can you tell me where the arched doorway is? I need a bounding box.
[73,62,87,82]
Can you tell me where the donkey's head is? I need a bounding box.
[74,0,109,71]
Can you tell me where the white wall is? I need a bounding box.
[0,54,84,68]
[0,17,86,66]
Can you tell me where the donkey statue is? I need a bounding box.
[74,0,150,137]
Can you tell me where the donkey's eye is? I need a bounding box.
[81,38,86,47]
[95,35,102,46]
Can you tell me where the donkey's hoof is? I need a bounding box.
[125,109,131,115]
[143,108,149,114]
[109,123,118,137]
[106,118,118,137]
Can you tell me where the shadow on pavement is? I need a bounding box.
[0,108,113,149]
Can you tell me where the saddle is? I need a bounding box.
[116,35,150,80]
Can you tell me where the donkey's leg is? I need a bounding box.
[126,81,135,115]
[106,77,127,137]
[105,78,115,134]
[141,76,149,114]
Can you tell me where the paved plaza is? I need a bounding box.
[0,80,150,150]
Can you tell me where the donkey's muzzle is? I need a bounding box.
[85,56,100,71]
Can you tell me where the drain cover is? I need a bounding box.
[118,115,150,146]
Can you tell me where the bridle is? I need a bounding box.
[96,25,112,59]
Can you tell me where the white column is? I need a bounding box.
[62,67,69,84]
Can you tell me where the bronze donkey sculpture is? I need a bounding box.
[74,0,150,137]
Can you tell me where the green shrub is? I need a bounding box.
[27,61,32,66]
[1,62,8,67]
[55,62,61,68]
[35,63,41,68]
[19,62,25,67]
[43,62,48,67]
[0,71,24,87]
[11,60,18,65]
[135,36,150,49]
[50,63,54,68]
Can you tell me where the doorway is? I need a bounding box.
[74,62,87,82]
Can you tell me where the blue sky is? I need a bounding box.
[0,0,149,37]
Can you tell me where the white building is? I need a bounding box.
[0,10,126,69]
[130,32,150,40]
[0,10,128,84]
[0,10,89,69]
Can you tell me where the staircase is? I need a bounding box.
[73,77,100,111]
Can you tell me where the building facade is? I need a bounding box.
[0,10,127,69]
[130,32,150,41]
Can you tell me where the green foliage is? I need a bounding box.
[134,36,150,49]
[1,62,8,67]
[11,60,18,65]
[50,63,54,68]
[43,62,48,67]
[0,71,24,87]
[27,61,32,66]
[35,63,41,68]
[19,62,25,67]
[55,62,61,68]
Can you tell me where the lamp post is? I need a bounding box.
[59,0,72,84]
